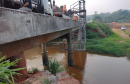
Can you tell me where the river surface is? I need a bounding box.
[24,46,130,84]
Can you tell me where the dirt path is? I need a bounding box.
[112,28,129,38]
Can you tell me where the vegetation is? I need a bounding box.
[44,59,65,75]
[86,21,113,39]
[86,22,130,58]
[92,14,103,22]
[87,9,130,23]
[70,73,76,77]
[103,9,130,23]
[0,52,26,84]
[28,67,40,74]
[32,67,40,73]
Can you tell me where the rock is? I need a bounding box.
[19,71,51,84]
[19,71,80,84]
[47,75,56,83]
[32,80,42,84]
[57,77,80,84]
[56,71,70,79]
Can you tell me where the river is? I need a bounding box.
[24,46,130,84]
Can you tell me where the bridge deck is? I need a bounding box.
[0,7,81,45]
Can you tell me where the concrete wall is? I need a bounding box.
[0,7,81,45]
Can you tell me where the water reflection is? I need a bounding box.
[83,53,130,84]
[24,46,130,84]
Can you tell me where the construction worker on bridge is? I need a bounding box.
[63,5,66,14]
[19,0,32,12]
[74,15,78,20]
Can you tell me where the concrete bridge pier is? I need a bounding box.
[67,33,75,66]
[10,52,28,82]
[42,43,48,65]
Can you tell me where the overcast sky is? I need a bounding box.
[54,0,130,15]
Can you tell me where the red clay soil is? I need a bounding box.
[19,70,80,84]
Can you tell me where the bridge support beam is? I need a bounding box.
[10,52,27,82]
[42,43,48,65]
[67,33,75,66]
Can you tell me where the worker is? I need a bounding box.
[63,40,67,49]
[64,9,68,15]
[63,5,66,14]
[74,16,78,20]
[19,0,32,12]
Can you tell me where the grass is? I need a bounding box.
[44,59,65,75]
[70,73,76,77]
[86,22,130,58]
[28,67,40,74]
[123,30,130,35]
[32,67,40,73]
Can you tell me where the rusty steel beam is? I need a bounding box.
[0,29,70,59]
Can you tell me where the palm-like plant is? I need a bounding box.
[0,52,26,84]
[44,59,65,75]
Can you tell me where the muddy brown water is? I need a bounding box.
[24,46,130,84]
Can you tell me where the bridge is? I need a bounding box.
[0,7,85,81]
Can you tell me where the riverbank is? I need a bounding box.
[86,22,130,58]
[19,71,80,84]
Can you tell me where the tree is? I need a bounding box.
[95,11,97,14]
[93,14,103,22]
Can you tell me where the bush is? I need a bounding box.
[44,59,65,75]
[96,22,114,36]
[86,30,98,39]
[86,37,130,56]
[0,52,26,84]
[32,67,39,73]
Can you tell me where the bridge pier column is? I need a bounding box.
[10,52,27,82]
[42,43,48,65]
[67,33,75,66]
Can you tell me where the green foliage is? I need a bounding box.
[70,73,76,77]
[86,33,130,56]
[86,30,98,39]
[89,9,130,23]
[102,9,130,23]
[96,23,114,36]
[87,21,97,29]
[44,59,65,75]
[86,22,114,39]
[93,14,103,22]
[32,67,39,73]
[0,53,26,84]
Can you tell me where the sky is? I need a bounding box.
[54,0,130,15]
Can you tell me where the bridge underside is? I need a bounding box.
[0,29,70,59]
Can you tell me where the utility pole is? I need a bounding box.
[107,16,108,25]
